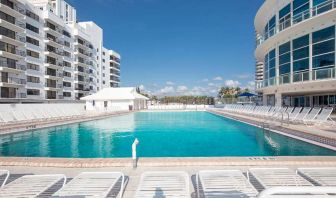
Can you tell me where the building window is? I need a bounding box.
[0,11,15,24]
[27,50,39,58]
[63,30,71,38]
[26,36,39,46]
[26,23,39,34]
[279,4,291,31]
[292,34,309,74]
[27,76,40,83]
[27,63,39,71]
[293,0,310,24]
[312,26,335,79]
[26,10,39,22]
[0,26,15,39]
[27,89,40,96]
[63,92,71,97]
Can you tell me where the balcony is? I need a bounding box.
[0,48,26,60]
[0,18,25,33]
[0,33,25,46]
[0,1,25,18]
[44,24,63,37]
[45,83,63,90]
[0,60,25,73]
[256,67,336,89]
[257,0,336,47]
[45,71,63,79]
[45,47,63,58]
[44,36,63,48]
[44,61,63,69]
[0,77,26,87]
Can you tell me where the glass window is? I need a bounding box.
[279,42,290,55]
[313,39,335,55]
[293,47,309,60]
[313,53,335,68]
[313,26,335,43]
[293,58,309,71]
[279,4,291,19]
[269,68,276,77]
[293,35,309,49]
[280,53,290,64]
[280,63,291,75]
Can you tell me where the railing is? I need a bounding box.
[45,36,64,45]
[0,61,26,71]
[15,19,25,29]
[257,67,336,89]
[1,77,26,85]
[1,48,26,57]
[257,0,336,46]
[14,4,25,15]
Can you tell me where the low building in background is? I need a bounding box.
[81,87,149,111]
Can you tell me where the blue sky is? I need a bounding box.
[68,0,264,96]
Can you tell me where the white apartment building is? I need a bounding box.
[255,0,336,107]
[0,0,120,102]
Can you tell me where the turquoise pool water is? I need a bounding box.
[0,111,335,158]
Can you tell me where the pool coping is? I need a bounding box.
[207,109,336,151]
[0,156,336,168]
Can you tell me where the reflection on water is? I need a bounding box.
[0,112,335,158]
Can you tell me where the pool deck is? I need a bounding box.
[0,110,133,135]
[207,109,336,151]
[1,157,336,198]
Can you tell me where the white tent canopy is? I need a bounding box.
[81,87,149,111]
[81,87,148,101]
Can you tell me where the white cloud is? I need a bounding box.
[208,83,215,86]
[159,86,175,94]
[236,73,252,79]
[225,80,240,87]
[177,85,188,93]
[213,76,223,81]
[244,81,256,91]
[139,84,145,91]
[166,81,174,85]
[202,78,209,82]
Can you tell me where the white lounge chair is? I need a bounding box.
[303,107,321,125]
[248,168,313,189]
[258,186,336,198]
[288,107,302,121]
[135,171,190,198]
[312,107,335,126]
[196,170,258,198]
[0,174,66,198]
[297,168,336,186]
[0,111,16,125]
[0,170,9,188]
[291,107,311,123]
[52,172,124,198]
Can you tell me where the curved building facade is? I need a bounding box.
[255,0,336,107]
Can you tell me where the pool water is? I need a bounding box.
[0,111,335,158]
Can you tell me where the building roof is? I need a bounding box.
[80,87,149,101]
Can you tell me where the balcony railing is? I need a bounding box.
[1,77,26,85]
[0,61,26,71]
[0,47,26,57]
[257,0,336,46]
[45,36,64,45]
[257,67,336,89]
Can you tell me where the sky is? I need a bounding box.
[68,0,264,96]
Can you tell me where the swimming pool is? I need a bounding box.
[0,111,335,158]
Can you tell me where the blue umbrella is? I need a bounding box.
[238,92,257,97]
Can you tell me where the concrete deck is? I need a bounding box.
[1,157,336,198]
